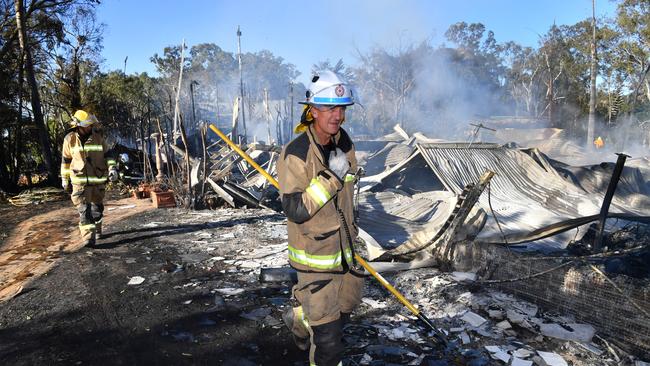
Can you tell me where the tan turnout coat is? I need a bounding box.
[61,127,115,197]
[277,124,358,273]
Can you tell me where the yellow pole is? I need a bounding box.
[354,255,419,314]
[209,124,278,187]
[208,123,447,343]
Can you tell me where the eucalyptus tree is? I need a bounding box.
[0,0,99,188]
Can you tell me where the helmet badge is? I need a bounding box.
[335,85,345,97]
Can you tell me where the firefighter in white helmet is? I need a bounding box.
[61,110,118,247]
[278,70,362,365]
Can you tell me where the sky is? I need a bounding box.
[97,0,618,85]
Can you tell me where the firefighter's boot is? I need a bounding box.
[282,305,310,351]
[95,220,102,239]
[82,234,96,248]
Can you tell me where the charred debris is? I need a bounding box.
[118,119,650,362]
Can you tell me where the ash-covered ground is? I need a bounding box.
[0,201,644,365]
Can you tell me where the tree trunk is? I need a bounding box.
[587,0,597,149]
[172,40,185,137]
[70,53,82,110]
[12,51,25,186]
[548,76,555,127]
[0,130,9,190]
[14,0,55,183]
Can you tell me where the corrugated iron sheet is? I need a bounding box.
[416,143,650,249]
[358,190,455,257]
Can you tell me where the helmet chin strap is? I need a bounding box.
[293,105,346,134]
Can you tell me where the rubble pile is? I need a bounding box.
[109,203,647,365]
[131,123,650,362]
[345,265,650,365]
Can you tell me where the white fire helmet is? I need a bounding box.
[300,70,354,106]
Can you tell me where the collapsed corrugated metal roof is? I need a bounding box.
[356,139,650,256]
[357,190,457,260]
[416,142,650,249]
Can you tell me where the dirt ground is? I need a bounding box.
[0,193,445,366]
[0,190,644,366]
[0,194,313,365]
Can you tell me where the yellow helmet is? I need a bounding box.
[72,110,98,127]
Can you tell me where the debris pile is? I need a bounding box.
[109,206,650,365]
[122,120,650,359]
[150,125,281,210]
[7,187,67,206]
[355,267,645,365]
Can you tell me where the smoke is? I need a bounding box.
[347,44,510,140]
[405,48,507,140]
[590,116,650,164]
[157,43,301,140]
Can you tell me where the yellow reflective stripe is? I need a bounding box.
[106,159,116,167]
[60,168,72,176]
[83,144,103,151]
[70,176,107,184]
[295,306,310,331]
[344,248,353,263]
[305,178,331,207]
[288,245,342,269]
[79,223,96,230]
[344,173,355,183]
[72,144,104,153]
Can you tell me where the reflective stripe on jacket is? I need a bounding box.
[278,124,358,273]
[61,127,113,186]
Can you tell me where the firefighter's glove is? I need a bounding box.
[328,147,349,181]
[108,167,119,182]
[61,179,71,192]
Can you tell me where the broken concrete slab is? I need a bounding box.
[506,309,526,324]
[539,322,596,343]
[361,297,387,309]
[484,345,511,363]
[488,309,505,319]
[461,310,488,327]
[537,351,568,366]
[452,271,477,282]
[496,320,512,330]
[127,276,145,285]
[513,348,533,358]
[235,260,261,269]
[511,358,533,366]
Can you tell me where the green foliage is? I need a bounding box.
[84,71,162,138]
